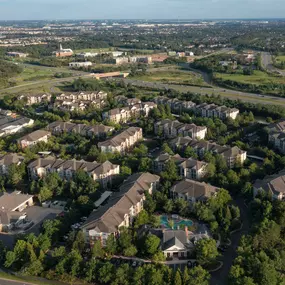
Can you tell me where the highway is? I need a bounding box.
[120,78,285,106]
[0,278,32,285]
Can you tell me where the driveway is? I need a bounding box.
[210,197,251,285]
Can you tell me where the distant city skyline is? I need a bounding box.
[0,0,284,20]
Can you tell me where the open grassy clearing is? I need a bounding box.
[275,55,285,62]
[133,70,207,86]
[215,70,285,85]
[74,47,115,53]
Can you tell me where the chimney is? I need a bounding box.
[185,226,188,238]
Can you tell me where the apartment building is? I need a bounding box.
[170,179,219,204]
[103,102,156,124]
[153,153,208,180]
[28,158,119,188]
[19,93,52,106]
[253,170,285,200]
[7,52,28,58]
[115,96,142,106]
[47,121,114,138]
[179,158,208,180]
[195,103,239,120]
[267,120,285,153]
[17,130,51,149]
[0,116,34,137]
[69,61,92,68]
[98,127,143,154]
[0,154,24,175]
[81,172,160,246]
[170,137,247,169]
[154,96,196,114]
[154,96,240,120]
[57,92,108,101]
[154,119,207,139]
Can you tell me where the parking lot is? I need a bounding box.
[25,206,63,234]
[0,206,63,248]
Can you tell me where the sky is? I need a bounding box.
[0,0,285,20]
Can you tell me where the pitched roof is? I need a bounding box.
[162,230,188,250]
[171,179,219,200]
[28,158,118,175]
[82,173,160,233]
[0,191,33,212]
[0,153,24,166]
[18,130,51,143]
[98,127,142,148]
[253,170,285,196]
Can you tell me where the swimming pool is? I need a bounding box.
[160,215,193,229]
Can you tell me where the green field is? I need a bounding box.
[275,55,285,63]
[133,70,208,86]
[74,47,115,53]
[215,70,285,85]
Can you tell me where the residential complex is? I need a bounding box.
[154,119,207,139]
[170,179,219,204]
[17,130,51,149]
[154,96,239,120]
[253,170,285,200]
[267,120,285,153]
[81,172,160,246]
[170,137,247,168]
[28,158,120,188]
[47,121,114,138]
[0,153,24,175]
[98,127,143,153]
[153,153,208,180]
[103,102,157,123]
[0,115,34,137]
[19,93,52,106]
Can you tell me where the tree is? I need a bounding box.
[123,245,137,257]
[184,146,198,158]
[143,234,161,256]
[4,251,16,268]
[161,160,179,181]
[134,210,149,228]
[98,262,114,284]
[144,192,156,213]
[92,240,105,258]
[132,266,145,285]
[84,259,98,282]
[215,155,227,172]
[195,238,219,265]
[38,186,53,203]
[121,166,132,176]
[105,234,117,255]
[162,143,174,155]
[187,266,210,285]
[111,263,130,285]
[173,269,182,285]
[72,231,85,253]
[138,157,152,172]
[163,200,174,214]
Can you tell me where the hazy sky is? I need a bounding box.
[0,0,284,20]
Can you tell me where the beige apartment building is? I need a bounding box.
[154,119,207,140]
[28,158,119,188]
[17,130,51,149]
[0,153,24,175]
[19,93,52,106]
[81,172,160,246]
[98,127,143,153]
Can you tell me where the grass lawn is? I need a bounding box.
[11,67,55,84]
[275,55,285,62]
[74,47,115,53]
[133,70,207,86]
[0,271,62,285]
[215,70,285,85]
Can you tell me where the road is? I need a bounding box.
[210,197,251,285]
[120,78,285,106]
[261,52,285,76]
[0,278,34,285]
